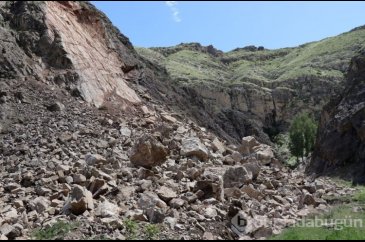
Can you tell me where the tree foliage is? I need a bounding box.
[289,113,317,161]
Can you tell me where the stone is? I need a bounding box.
[203,206,217,218]
[47,102,65,112]
[100,218,124,229]
[125,210,148,222]
[157,186,178,203]
[211,138,226,154]
[64,185,94,215]
[180,137,209,161]
[239,136,260,155]
[164,217,177,230]
[120,126,132,137]
[0,234,7,240]
[223,156,236,166]
[243,162,261,180]
[161,114,177,123]
[224,188,243,199]
[13,200,24,208]
[138,192,167,211]
[32,197,50,214]
[51,199,64,208]
[146,207,166,224]
[0,224,21,240]
[202,232,214,240]
[241,185,263,201]
[73,174,87,184]
[85,154,107,166]
[3,208,17,221]
[223,166,253,188]
[303,194,316,206]
[130,135,168,168]
[255,145,274,165]
[4,183,20,192]
[95,200,120,218]
[89,179,109,198]
[246,215,269,235]
[231,152,243,164]
[169,198,185,209]
[195,178,224,202]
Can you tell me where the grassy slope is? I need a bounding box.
[137,27,365,89]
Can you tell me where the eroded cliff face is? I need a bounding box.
[308,51,365,183]
[0,1,142,109]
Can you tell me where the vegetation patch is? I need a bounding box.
[271,184,365,240]
[32,221,77,240]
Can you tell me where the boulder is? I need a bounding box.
[95,200,120,218]
[239,136,260,155]
[224,188,243,199]
[241,185,264,201]
[120,126,132,137]
[88,178,109,198]
[47,102,65,112]
[85,154,107,166]
[130,135,168,168]
[156,186,178,203]
[169,198,185,209]
[138,192,167,211]
[195,180,224,202]
[0,224,22,240]
[243,162,261,180]
[211,138,226,154]
[146,208,166,224]
[32,197,50,214]
[223,166,253,188]
[255,145,274,165]
[64,185,94,215]
[180,137,209,161]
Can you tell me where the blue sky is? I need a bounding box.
[92,1,365,52]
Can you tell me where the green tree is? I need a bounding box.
[289,113,317,161]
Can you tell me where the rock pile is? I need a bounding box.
[0,82,356,239]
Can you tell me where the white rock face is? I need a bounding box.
[44,2,142,108]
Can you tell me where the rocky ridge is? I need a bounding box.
[308,50,365,184]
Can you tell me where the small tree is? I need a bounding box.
[289,113,317,162]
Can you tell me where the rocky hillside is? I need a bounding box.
[0,1,361,240]
[137,28,365,142]
[307,50,365,184]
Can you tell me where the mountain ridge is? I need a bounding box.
[137,25,365,143]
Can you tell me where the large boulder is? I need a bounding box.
[130,135,168,168]
[180,137,209,161]
[63,185,94,215]
[156,186,178,203]
[194,169,224,202]
[254,145,274,165]
[238,136,260,155]
[223,166,253,188]
[211,137,226,154]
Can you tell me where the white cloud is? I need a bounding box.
[165,1,182,23]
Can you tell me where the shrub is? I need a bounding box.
[32,221,75,240]
[145,224,160,240]
[124,219,138,240]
